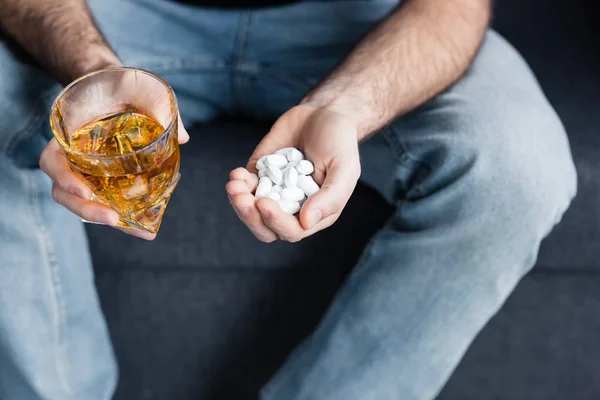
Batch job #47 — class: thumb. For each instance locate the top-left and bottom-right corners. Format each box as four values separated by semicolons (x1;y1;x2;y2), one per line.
299;159;360;230
177;111;190;144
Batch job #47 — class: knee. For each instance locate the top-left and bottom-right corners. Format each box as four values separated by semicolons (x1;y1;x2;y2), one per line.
425;30;579;232
467;100;577;235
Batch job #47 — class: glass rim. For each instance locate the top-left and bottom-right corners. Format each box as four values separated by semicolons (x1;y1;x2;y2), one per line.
50;66;178;160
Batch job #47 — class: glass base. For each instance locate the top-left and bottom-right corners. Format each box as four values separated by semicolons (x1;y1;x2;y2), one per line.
86;173;180;234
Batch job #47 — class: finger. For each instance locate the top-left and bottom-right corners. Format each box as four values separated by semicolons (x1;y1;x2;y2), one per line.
225;180;251;198
116;226;157;240
226;169;274;241
229;168;259;192
40;139;92;200
299;159;360;230
177;111;190;144
258;198;341;242
303;211;341;235
255;197;306;242
229;193;278;242
51;185;119;225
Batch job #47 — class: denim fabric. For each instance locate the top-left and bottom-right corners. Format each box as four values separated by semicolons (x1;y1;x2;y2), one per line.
0;0;576;399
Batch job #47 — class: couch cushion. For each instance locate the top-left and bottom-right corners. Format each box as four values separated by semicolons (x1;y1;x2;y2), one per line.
95;260;351;399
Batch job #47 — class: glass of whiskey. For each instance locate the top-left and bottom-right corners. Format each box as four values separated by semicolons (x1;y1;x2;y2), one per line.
50;67;181;234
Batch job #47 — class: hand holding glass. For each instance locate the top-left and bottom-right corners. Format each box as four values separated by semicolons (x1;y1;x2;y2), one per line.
50;68;180;234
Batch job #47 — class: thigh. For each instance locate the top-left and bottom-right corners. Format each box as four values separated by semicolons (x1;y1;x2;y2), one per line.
362;30;576;211
0;43;116;399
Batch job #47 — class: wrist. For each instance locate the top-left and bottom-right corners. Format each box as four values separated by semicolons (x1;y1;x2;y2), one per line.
60;46;122;84
300;94;371;141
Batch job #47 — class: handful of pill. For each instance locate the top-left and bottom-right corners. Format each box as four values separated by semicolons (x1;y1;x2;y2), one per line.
254;147;320;215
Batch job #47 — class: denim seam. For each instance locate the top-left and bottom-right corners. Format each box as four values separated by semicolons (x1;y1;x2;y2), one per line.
133;58;314;95
130;57;228;74
4;88;55;157
233;12;251;109
382;124;431;199
259;67;315;91
28;172;73;395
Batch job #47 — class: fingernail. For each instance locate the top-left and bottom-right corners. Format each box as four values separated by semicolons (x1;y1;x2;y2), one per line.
180;128;190;141
306;209;322;229
137;231;156;241
80;218;106;226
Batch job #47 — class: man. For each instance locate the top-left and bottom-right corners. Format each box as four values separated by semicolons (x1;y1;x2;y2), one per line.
0;0;576;399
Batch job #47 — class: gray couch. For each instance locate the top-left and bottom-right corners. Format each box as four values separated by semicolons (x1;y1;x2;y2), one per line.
88;0;600;398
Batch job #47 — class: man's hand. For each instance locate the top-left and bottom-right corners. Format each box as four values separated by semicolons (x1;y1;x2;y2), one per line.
40;112;190;240
226;105;361;243
0;0;191;239
226;0;489;243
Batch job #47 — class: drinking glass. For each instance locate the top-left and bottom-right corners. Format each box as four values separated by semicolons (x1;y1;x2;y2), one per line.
50;67;180;233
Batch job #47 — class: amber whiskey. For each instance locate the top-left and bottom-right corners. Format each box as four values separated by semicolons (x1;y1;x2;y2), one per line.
68;111;180;233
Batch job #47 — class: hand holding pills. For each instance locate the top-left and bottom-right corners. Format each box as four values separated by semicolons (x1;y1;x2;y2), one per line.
226;104;361;243
254;148;321;214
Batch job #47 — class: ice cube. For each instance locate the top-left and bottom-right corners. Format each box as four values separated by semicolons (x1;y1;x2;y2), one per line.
104;111;133;139
123;126;142;143
120;175;148;199
90;125;104;154
113;132;135;155
113;133;142;171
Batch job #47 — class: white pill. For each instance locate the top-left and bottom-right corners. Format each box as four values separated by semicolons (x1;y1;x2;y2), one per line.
256;156;268;171
299;175;319;197
265;154;288;168
283;167;299;188
281;187;305;202
275;147;295;156
255;177;273;198
272;185;283;193
296;160;314;175
278;199;301;215
286;161;299;168
267;164;283;185
267;192;281;201
259;176;273;186
258;169;267;179
287;148;304;162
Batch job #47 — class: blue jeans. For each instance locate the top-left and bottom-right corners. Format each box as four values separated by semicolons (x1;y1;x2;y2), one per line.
0;0;577;399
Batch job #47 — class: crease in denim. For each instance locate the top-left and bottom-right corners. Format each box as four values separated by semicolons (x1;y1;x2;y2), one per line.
28;172;73;395
4;89;55;157
258;67;316;91
131;56;228;73
232;12;251;110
